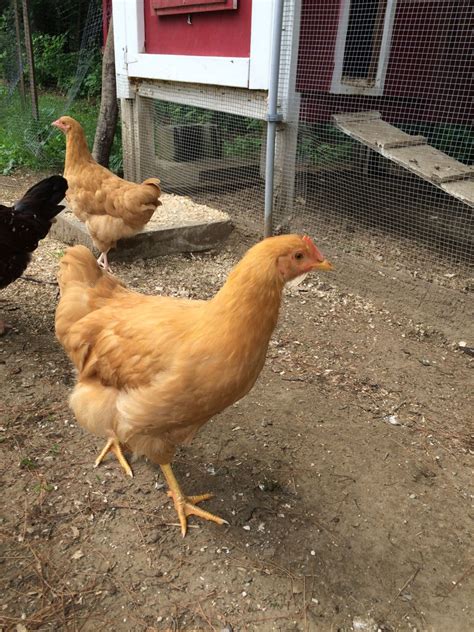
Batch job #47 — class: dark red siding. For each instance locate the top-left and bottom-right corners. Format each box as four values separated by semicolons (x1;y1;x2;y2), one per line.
144;0;252;57
296;0;473;124
384;1;472;98
296;0;342;93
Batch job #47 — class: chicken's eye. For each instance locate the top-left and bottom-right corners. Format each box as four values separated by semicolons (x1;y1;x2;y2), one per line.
294;252;304;261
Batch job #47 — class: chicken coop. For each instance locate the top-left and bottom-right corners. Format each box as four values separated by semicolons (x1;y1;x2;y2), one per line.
110;0;473;263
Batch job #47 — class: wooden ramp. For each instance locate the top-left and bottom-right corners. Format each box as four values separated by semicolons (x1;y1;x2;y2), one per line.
333;111;474;208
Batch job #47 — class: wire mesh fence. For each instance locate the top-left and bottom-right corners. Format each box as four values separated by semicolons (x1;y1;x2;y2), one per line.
125;0;472;270
1;0;472;273
132;96;266;226
276;0;473;266
0;0;104;173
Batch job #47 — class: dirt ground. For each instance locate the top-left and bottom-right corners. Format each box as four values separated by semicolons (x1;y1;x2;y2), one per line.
1;172;473;632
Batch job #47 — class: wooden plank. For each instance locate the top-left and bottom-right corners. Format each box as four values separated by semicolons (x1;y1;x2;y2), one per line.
441;180;474;209
120;98;138;182
333;111;381;123
388;145;474;184
333;110;474;208
136;80;268;120
334;116;425;150
382;136;427;149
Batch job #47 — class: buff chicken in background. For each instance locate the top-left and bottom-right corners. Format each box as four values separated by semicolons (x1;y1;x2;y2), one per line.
52;116;161;271
55;235;332;535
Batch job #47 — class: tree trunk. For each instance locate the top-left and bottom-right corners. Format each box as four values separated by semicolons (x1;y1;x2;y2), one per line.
92;18;118;168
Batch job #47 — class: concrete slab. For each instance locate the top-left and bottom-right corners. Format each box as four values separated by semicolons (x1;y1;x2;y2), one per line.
49;192;234;261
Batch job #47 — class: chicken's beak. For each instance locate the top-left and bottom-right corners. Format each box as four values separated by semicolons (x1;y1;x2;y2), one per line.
311;259;333;271
51;119;62;130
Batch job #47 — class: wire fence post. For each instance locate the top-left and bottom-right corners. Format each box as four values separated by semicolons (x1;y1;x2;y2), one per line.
13;0;26;105
21;0;38;121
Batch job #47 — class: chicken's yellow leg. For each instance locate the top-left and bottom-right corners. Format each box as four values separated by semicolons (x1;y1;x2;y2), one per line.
94;437;133;477
160;463;228;537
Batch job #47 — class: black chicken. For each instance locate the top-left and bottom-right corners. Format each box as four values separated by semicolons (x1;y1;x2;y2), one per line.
0;175;68;332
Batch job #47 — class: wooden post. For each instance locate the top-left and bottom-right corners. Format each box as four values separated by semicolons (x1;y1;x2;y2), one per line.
21;0;38;121
13;0;26;104
273;0;302;221
92;18;118;167
134;94;156;181
120;98;138;182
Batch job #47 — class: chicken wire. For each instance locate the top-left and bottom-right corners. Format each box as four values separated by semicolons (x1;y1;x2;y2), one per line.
128;0;472;269
1;0;472;270
130;96;267;229
0;0;104;170
276;0;473;265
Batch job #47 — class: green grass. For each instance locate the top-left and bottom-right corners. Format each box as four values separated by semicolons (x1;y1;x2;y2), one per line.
19;456;38;470
0;87;122;174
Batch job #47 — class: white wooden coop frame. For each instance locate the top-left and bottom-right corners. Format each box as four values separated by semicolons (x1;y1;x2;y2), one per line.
111;0;302;235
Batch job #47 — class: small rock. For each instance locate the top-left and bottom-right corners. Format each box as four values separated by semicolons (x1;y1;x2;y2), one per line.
352;616;378;631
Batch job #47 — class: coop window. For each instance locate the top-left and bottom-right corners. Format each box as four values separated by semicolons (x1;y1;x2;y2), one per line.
331;0;397;95
151;0;238;17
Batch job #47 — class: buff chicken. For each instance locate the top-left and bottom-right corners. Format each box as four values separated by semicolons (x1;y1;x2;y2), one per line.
55;235;332;535
52;116;161;271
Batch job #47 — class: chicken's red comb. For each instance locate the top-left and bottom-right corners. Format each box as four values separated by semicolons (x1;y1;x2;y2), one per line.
302;235;324;262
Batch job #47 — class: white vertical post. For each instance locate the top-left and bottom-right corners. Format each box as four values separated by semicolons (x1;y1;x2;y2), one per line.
274;0;302;223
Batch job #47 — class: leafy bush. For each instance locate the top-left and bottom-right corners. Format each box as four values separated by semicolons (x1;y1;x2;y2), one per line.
298;125;353;166
0;11;17;83
32;33;77;93
0;87;122;174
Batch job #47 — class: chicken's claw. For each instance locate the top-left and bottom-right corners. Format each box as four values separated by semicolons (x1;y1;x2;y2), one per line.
160;463;228;537
97;252;112;273
167;490;228;537
94;437;133;477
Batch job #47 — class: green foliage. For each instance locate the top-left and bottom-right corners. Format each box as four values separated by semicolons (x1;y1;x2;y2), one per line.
298;125;353;166
0;87;122;174
20;456;38;470
32;33;77;92
223;135;261;158
0;12;15;82
80;50;103;98
153;101;263;159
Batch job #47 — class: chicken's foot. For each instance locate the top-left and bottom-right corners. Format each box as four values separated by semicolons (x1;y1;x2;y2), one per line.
94;437;133;477
97;252;112;273
160;463;228;537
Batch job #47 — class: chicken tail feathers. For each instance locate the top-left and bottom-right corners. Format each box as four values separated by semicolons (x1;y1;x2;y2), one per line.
56;245;126;345
57;245;104;292
14;175;68;221
141;177;161;191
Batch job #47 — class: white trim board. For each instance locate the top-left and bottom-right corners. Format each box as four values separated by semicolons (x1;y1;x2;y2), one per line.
137;80;268;119
112;0;274;91
330;0;397;96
